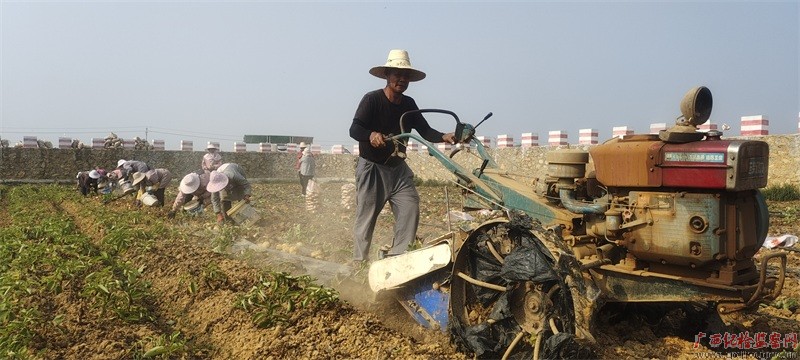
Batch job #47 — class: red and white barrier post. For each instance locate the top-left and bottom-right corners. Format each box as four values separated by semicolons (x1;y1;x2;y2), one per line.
578;129;597;145
496;134;514;148
151;139;165;150
740;115;769;136
649;123;667;134
612;126;633;138
548;131;568;146
521;132;539;148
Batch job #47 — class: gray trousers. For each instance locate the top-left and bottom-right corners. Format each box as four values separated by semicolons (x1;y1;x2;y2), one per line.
353;157;420;261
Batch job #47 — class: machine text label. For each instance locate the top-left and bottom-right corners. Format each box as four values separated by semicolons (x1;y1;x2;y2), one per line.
664;152;725;163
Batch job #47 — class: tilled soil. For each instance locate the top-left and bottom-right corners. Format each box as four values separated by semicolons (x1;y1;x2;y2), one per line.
47;182;463;360
230;182;800;359
18;182;800;359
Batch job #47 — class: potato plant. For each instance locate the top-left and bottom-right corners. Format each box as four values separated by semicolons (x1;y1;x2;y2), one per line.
0;185;164;357
0;184;342;358
236;272;339;328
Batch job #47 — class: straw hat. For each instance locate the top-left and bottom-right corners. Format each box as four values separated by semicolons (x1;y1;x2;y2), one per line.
131;172;147;186
117;159;127;168
179;173;201;194
299;142;307;148
206;142;219;151
369;49;426;82
88;170;101;179
217;163;231;173
206;170;229;193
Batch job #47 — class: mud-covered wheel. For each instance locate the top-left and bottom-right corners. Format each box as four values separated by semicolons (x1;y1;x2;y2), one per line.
448;218;592;359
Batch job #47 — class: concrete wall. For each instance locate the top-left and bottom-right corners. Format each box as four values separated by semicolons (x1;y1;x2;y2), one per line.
1;134;797;187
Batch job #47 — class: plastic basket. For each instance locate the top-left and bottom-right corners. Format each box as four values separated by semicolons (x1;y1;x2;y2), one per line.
226;201;260;226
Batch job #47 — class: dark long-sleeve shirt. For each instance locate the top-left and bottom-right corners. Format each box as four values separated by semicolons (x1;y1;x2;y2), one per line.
350;89;444;166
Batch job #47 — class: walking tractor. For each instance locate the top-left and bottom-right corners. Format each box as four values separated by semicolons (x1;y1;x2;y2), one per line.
366;86;787;359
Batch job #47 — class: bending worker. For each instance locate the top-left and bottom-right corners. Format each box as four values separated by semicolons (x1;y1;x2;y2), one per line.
132;168;173;207
207;163;252;224
117;159;150;180
168;171;211;219
76;169;102;196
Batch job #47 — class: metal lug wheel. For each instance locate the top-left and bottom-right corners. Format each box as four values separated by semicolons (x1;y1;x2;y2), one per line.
448;219;580;359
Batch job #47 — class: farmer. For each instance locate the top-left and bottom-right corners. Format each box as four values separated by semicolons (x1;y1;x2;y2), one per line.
93;167;112;194
167;171;211;218
202;142;223;173
76;169;102;196
132;168;173;206
348;49;455;267
299;146;315;196
116;159;150;181
92;167;107;178
207;163;252;224
295;142;308;195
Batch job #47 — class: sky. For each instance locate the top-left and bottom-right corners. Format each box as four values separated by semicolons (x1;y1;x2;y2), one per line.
1;1;798;151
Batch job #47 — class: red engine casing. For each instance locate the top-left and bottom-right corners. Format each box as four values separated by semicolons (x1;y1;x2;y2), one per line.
660;140;769;191
590;134;769;191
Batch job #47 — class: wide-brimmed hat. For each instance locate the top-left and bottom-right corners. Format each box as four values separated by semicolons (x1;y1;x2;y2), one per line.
179;173;201;194
217;163;232;173
206;170;229;193
206;142;218;150
299;142;307;148
132;172;146;186
117;159;127;168
88;170;101;179
369;49;426;82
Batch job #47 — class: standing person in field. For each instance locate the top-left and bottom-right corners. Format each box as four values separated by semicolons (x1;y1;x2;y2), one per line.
202;142;223;173
207;163;252;224
299;146;315;196
295;142;309;195
299;147;320;212
348;49;455;268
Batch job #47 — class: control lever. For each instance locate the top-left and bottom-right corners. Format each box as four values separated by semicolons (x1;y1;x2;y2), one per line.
454;112;493;143
474;112;493;129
